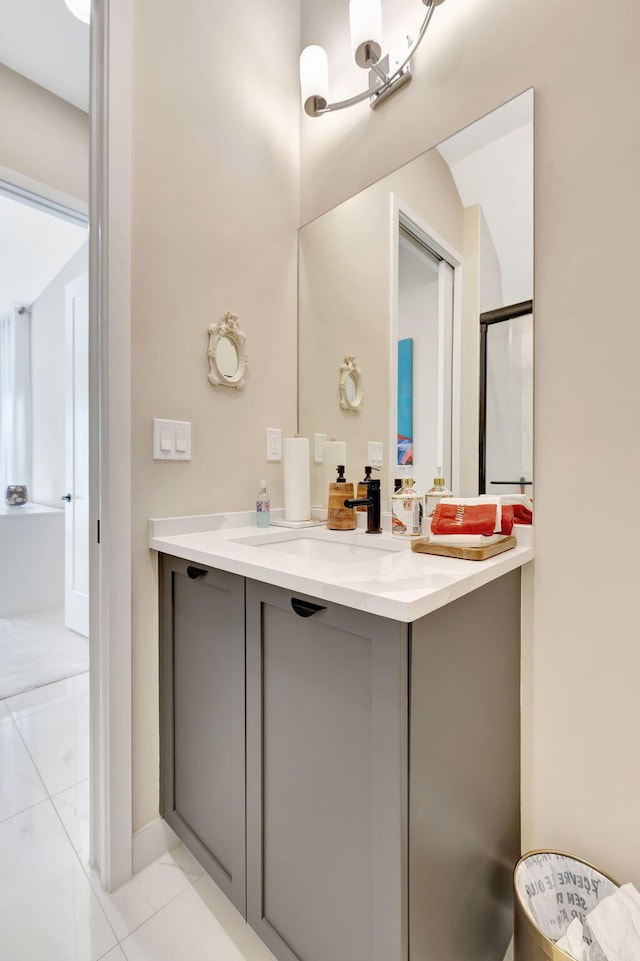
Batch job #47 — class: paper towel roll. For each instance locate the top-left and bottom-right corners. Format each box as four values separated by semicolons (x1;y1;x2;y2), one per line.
322;441;347;508
284;437;311;521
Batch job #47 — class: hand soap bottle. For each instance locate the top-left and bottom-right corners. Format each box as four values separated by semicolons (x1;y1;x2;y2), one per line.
392;477;424;538
356;466;374;511
256;479;270;528
425;469;453;518
327;465;356;531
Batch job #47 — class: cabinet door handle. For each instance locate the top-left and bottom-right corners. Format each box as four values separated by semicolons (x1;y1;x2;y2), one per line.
291;598;326;618
186;565;208;580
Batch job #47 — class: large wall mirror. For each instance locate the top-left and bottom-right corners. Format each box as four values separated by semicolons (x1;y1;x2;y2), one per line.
298;89;533;509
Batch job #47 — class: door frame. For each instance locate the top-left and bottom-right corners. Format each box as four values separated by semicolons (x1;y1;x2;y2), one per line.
389;195;464;496
478;299;533;495
89;0;133;891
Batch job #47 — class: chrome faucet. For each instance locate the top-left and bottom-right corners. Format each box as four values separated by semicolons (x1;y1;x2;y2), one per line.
344;478;382;534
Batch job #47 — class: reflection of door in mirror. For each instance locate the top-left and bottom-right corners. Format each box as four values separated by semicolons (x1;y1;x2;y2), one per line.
480;302;533;497
397;224;454;493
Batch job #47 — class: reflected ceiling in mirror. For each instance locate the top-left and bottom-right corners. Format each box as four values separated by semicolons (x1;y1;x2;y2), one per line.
298;90;533;509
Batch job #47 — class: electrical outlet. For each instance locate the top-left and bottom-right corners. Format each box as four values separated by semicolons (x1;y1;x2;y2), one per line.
313;433;327;464
367;441;383;468
266;428;283;462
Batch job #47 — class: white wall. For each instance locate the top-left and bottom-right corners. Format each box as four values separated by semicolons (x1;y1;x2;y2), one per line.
0;65;88;205
131;0;300;830
447;123;533;306
300;0;640;884
31;242;88;508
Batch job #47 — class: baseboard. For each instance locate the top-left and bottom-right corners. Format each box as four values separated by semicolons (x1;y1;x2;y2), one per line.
132;816;181;874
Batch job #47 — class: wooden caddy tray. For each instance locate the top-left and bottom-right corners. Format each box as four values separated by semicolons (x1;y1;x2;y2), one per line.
411;535;517;561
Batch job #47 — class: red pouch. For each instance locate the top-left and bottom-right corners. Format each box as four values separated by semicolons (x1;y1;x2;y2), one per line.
431;503;515;536
513;504;533;525
500;506;514;535
431;502;498;536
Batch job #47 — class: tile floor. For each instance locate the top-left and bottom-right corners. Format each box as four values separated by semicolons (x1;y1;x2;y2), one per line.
0;669;515;961
0;671;277;961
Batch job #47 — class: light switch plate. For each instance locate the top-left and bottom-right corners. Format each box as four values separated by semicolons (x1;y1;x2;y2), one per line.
367;441;383;468
313;433;327;464
153;419;192;461
266;428;282;462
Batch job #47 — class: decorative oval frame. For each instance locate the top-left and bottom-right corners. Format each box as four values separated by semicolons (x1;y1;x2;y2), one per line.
339;354;363;412
207;312;248;390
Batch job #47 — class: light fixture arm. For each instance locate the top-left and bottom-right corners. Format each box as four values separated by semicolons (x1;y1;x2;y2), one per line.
303;0;443;117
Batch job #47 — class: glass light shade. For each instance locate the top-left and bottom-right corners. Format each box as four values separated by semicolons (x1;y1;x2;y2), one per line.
300;45;329;111
64;0;90;24
349;0;382;63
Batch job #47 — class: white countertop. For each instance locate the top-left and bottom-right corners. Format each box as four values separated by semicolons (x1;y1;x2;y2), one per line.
150;509;534;623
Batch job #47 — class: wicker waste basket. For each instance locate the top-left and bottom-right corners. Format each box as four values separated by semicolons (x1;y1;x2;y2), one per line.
513;850;619;961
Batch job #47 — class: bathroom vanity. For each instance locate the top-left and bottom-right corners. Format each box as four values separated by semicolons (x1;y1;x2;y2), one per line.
151;513;533;961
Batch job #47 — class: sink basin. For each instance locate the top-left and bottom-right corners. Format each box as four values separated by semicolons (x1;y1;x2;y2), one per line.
231;530;403;565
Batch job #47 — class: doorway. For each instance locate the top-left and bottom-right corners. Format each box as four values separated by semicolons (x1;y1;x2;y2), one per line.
392;201;462;498
0;0;133;898
397;223;455;491
0;181;89;697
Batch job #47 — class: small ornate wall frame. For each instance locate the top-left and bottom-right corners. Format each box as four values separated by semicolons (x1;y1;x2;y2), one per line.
207;312;248;390
339;354;363;412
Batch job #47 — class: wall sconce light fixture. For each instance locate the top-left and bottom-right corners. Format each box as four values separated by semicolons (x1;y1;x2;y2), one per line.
64;0;90;24
300;0;446;117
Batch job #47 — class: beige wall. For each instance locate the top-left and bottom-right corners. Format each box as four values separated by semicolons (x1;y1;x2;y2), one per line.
0;65;88;204
131;0;300;830
301;0;640;883
299;149;464;506
31;243;89;508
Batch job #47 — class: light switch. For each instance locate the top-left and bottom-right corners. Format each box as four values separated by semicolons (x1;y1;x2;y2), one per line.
153;419;192;461
367;441;384;468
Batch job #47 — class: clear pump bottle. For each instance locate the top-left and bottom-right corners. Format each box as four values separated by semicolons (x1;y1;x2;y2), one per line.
391;477;424;538
425;468;453;518
256;479;270;528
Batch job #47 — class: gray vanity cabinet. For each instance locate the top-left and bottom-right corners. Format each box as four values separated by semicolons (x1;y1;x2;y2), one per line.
245;581;409;961
159;556;246;914
159;553;521;961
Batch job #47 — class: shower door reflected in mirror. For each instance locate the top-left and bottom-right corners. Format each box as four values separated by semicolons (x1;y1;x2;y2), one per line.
480;302;533;497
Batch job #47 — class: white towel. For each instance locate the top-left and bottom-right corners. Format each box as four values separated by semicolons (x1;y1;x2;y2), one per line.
427;532;506;548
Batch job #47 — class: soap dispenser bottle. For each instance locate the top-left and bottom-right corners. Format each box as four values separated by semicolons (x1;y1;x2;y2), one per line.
327;465;356;531
356;466;374;511
425;468;453;518
256;479;270;528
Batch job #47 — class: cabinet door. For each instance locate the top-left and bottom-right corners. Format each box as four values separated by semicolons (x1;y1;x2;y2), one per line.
160;556;246;914
246;581;408;961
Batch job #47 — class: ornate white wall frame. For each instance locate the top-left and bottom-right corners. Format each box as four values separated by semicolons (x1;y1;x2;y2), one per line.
207;312;248;390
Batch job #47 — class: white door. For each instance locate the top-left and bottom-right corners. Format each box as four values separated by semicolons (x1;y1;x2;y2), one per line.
64;272;89;637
